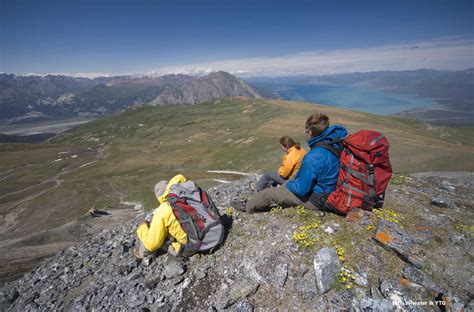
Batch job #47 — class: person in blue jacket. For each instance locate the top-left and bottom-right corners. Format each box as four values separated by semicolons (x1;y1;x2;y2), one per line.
232;112;347;215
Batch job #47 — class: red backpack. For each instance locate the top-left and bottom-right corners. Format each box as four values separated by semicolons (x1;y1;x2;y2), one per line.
325;130;393;214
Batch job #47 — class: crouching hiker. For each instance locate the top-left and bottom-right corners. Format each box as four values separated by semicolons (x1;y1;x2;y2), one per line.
232;113;347;215
256;136;306;192
134;174;224;259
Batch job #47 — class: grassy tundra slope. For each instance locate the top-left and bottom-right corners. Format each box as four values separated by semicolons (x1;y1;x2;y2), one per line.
0;97;473;281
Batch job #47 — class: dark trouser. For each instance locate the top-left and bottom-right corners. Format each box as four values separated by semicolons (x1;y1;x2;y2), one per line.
256;171;287;192
245;186;323;213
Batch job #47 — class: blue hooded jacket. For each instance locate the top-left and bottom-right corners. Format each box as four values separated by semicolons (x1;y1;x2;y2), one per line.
286;125;348;197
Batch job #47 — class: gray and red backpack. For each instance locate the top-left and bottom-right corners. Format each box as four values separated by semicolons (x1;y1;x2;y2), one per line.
167;181;224;256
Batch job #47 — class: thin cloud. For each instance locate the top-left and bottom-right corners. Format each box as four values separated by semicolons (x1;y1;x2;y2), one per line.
22;72;112;79
149;36;474;77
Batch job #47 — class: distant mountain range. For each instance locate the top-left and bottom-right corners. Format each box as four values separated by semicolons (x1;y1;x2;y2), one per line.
0;71;260;121
247;69;473;125
247;69;473;101
2;69;472;126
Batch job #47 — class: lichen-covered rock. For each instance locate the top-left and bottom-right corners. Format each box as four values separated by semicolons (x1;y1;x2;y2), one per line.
402;266;441;293
373;219;424;268
346;207;375;227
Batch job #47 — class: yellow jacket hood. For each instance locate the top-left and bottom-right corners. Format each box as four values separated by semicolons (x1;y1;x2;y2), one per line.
278;146;307;179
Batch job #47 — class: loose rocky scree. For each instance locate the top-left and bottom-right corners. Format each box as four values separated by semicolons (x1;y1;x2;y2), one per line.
0;172;472;311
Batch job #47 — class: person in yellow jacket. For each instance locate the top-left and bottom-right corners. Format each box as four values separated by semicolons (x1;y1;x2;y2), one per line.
134;174;188;258
256;136;307;192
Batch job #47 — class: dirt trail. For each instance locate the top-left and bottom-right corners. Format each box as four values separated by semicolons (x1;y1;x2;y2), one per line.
0;162;51;182
0;157;99;238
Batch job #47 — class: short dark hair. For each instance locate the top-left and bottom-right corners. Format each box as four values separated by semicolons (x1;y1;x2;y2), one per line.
305;113;329;137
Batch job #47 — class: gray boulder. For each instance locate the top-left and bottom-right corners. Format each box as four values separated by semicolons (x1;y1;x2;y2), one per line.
313;247;341;294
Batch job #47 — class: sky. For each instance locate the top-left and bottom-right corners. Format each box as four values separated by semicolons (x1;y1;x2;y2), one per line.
1;0;473;77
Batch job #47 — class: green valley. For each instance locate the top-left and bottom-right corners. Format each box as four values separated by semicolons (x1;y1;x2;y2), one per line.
1;97;473;281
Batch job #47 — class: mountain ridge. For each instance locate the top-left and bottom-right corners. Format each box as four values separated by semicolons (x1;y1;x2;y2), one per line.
0;71;260;120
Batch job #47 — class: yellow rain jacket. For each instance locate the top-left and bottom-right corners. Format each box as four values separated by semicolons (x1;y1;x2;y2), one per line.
136;174;188;253
278;146;307;179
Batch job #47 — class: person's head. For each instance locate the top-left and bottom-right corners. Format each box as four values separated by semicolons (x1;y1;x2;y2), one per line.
154;180;168;200
305;112;329;138
279;136;301;152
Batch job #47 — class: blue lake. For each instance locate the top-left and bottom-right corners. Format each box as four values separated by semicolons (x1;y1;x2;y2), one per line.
265;84;436;115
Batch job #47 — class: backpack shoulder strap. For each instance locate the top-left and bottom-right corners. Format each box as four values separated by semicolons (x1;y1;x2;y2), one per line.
314;139;342;158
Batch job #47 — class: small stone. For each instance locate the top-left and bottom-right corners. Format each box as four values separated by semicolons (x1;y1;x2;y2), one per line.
274;263;288;288
430;196;453;208
163;262;186;279
194;269;207;280
171;276;185;285
451;234;467;244
354;288;367;301
370;286;384;300
142;256;153;267
232;300;254;312
359;298;395;312
229;280;259;305
379;278;413;310
154;303;171;312
323;226;335;234
126;272;142;281
353;272;368;287
313;247;341;294
298;264;309;277
216;279;259;309
412;225;433;244
143;274;161;289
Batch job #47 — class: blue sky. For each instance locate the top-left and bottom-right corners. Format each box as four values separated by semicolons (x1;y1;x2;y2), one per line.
1;0;473;76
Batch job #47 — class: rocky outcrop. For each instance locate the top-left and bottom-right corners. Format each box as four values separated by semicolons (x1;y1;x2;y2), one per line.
150;71;261;105
0;173;472;311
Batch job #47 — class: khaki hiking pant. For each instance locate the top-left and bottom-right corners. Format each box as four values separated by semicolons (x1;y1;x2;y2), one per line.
245;186;321;213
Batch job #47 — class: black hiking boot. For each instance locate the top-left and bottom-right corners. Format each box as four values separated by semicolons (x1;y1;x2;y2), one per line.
230;199;247;212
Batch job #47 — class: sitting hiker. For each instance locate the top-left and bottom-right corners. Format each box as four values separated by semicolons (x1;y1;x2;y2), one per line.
256;136;306;192
134;174;224;258
232;112;347;215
